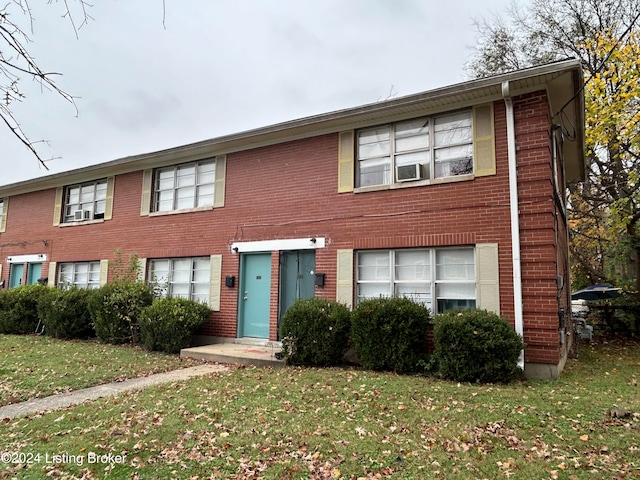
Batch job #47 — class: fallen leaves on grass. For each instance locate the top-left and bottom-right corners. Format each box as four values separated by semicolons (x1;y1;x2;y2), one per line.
1;340;639;478
0;335;189;407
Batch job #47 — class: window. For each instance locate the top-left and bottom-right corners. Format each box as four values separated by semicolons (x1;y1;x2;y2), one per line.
356;247;476;314
58;262;101;289
154;159;215;212
435;248;476;312
149;257;210;303
63;179;107;223
357;110;473;187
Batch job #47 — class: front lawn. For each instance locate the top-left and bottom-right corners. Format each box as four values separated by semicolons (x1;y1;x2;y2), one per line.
0;338;638;479
0;335;191;407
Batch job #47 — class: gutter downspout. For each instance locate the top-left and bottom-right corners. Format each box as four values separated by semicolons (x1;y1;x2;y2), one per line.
502;81;525;370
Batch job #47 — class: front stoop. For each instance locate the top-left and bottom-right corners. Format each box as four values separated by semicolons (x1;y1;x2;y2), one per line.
181;342;284;368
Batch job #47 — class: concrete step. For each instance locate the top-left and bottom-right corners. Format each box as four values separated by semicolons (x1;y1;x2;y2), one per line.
181;342;284;368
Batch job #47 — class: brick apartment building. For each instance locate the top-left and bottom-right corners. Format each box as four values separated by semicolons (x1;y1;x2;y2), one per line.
0;59;585;378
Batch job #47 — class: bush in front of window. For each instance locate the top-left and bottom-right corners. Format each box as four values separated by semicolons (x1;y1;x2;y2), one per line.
139;298;212;354
431;309;524;383
0;284;49;335
280;298;352;366
37;287;96;339
351;297;431;373
89;281;154;344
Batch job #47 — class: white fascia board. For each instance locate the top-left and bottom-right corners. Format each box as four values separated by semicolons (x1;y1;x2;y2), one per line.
231;237;325;253
6;254;48;263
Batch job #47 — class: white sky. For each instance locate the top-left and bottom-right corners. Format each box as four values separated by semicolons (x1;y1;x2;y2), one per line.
1;0;518;187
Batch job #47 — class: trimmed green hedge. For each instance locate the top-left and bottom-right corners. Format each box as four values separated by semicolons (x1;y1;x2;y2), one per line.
37;287;96;339
0;284;48;335
351;297;430;373
432;309;524;383
88;281;154;344
139;298;211;354
280;298;351;366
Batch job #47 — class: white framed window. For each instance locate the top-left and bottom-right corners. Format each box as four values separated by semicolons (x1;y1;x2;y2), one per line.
154;159;216;212
148;257;211;303
63;179;108;223
357;110;473;187
58;262;101;289
356;247;476;314
434;248;476;312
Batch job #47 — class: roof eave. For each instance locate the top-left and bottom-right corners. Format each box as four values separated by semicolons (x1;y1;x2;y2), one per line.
0;58;585;196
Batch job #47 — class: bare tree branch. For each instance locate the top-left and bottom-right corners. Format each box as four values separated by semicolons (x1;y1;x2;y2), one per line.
0;108;51;169
1;0;91;170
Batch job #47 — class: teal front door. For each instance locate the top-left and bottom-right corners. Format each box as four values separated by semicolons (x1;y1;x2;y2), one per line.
9;264;24;289
239;253;272;338
279;250;316;321
27;263;42;285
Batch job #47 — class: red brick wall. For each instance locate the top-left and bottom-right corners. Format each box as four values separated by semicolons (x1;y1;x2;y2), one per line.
0;90;570;367
513;91;566;365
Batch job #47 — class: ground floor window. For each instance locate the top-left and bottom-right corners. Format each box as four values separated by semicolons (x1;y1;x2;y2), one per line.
356;247;476;313
58;262;101;289
148;257;210;303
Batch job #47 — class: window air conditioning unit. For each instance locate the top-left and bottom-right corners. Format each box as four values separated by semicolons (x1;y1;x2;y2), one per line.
74;210;93;221
396;164;423;182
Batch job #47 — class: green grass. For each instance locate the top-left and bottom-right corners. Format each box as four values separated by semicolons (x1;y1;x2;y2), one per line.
0;335;192;407
0;338;638;479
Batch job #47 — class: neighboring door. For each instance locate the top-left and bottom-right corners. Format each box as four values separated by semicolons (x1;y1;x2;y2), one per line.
9;263;24;289
239;253;272;338
279;250;316;321
27;263;42;285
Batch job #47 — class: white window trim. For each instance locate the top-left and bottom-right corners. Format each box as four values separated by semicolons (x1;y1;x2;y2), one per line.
356;247;477;314
57;261;102;289
356;110;474;189
148;256;211;304
62;179;109;223
354;172;474;193
153;158;216;214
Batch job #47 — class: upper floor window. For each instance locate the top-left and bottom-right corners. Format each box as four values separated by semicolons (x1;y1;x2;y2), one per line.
356;247;476;314
357;110;473;187
58;261;101;289
63;179;107;222
154;159;215;212
148;257;211;304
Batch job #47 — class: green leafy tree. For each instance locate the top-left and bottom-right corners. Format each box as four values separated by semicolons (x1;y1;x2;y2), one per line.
467;0;640;296
580;31;640;292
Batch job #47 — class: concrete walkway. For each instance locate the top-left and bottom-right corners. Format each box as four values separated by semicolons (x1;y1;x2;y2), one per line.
0;363;228;421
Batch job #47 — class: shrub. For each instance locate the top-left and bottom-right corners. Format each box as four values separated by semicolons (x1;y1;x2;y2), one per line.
280;298;351;366
88;281;154;344
37;287;96;339
351;297;430;373
0;284;49;335
432;309;524;383
139;298;211;354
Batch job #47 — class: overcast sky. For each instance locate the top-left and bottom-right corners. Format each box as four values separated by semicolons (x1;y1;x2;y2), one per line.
1;0;518;187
